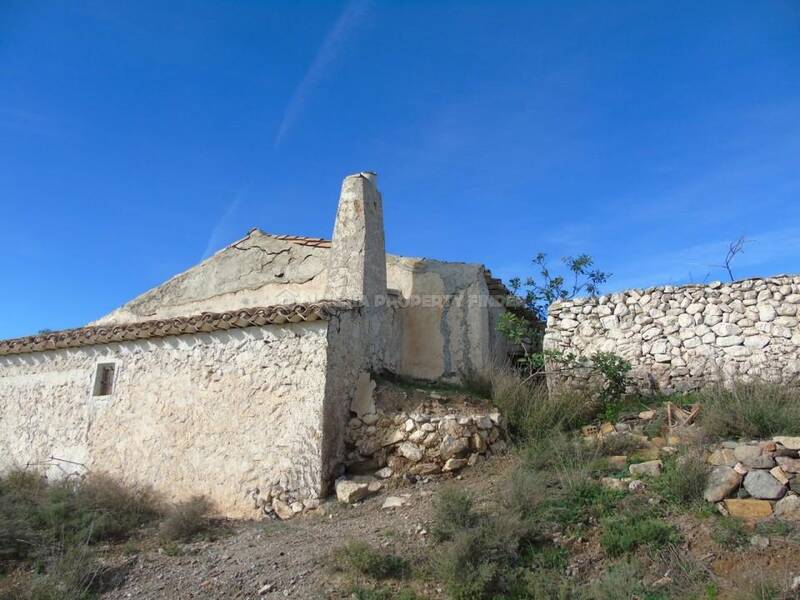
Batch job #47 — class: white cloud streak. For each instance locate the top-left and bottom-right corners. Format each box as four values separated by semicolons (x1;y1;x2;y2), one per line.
274;0;371;146
201;187;249;259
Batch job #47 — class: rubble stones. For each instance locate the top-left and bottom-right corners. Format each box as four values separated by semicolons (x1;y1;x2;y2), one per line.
708;448;736;466
723;498;773;520
743;470;786;500
381;496;408;509
774;494;800;520
629;460;662;478
346;404;505;480
704;467;743;502
774;436;800;450
335;480;373;504
398;442;424;462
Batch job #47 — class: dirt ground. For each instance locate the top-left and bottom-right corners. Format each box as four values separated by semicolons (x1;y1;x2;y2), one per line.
96;453;800;600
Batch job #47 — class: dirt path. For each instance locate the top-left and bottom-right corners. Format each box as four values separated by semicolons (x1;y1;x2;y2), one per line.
101;452;800;600
103;458;512;600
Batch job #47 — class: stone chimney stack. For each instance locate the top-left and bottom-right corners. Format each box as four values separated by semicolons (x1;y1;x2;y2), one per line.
325;172;387;304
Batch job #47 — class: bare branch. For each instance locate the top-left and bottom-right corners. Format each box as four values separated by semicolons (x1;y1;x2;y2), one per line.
712;236;748;282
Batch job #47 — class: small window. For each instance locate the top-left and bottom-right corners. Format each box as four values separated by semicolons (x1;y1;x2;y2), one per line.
93;364;116;397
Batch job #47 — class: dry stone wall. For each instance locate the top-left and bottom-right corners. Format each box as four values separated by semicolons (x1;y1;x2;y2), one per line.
544;275;800;391
345;408;506;477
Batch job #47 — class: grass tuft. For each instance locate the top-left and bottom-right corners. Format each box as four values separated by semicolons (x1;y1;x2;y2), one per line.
651;450;710;508
158;496;213;542
430;487;479;543
332;541;409;580
490;369;599;442
694;381;800;440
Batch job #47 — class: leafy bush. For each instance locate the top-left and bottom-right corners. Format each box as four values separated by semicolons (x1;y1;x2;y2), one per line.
158;496;212;542
332;541;409;580
434;512;538;600
694;381;800;440
585;560;649;600
24;543;104;600
508;252;611;322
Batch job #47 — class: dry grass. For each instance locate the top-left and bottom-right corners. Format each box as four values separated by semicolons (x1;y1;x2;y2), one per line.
490;367;598;442
0;471;163;599
694;380;800;440
158;495;213;542
331;541;409;580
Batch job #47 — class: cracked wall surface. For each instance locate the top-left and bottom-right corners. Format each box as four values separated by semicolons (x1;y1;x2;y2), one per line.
91;232;505;382
544;275;800;392
0;322;334;517
93;230;329;325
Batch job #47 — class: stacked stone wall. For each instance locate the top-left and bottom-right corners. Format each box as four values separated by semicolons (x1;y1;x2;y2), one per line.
544;275;800;391
346;410;506;477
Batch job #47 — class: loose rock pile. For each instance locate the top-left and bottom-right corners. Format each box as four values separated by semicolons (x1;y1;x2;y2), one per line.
704;436;800;521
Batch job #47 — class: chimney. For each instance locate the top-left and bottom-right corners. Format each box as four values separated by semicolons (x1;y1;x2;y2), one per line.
325;172;387;304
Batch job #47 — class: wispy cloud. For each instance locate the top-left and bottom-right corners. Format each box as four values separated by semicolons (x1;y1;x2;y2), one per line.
274;0;371;146
201;187;250;259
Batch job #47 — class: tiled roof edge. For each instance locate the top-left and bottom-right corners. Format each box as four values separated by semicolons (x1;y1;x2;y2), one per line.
0;300;360;357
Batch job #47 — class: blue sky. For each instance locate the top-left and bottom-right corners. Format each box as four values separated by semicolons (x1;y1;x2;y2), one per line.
1;1;799;338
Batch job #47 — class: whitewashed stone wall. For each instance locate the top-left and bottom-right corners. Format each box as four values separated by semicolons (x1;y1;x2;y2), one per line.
0;321;344;517
544;275;800;391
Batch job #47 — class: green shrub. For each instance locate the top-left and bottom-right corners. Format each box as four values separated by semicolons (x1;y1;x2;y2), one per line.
435;512;537;600
521;569;574;600
600;515;680;556
27;543;103;600
531;478;625;530
431;488;479;542
332;541;409;580
158;496;212;542
503;467;552;519
651;451;710;508
694;381;800;440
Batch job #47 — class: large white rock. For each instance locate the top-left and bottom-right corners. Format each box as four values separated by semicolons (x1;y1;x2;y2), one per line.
712;322;742;337
336;480;372;503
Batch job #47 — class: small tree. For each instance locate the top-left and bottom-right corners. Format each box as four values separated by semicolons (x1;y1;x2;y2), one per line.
509;253;611;322
498;253;630;407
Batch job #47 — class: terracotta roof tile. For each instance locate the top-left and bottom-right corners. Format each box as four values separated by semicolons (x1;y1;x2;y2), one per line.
0;300;359;357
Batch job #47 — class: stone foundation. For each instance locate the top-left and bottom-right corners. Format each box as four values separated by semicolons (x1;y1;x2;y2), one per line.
342;380;506;479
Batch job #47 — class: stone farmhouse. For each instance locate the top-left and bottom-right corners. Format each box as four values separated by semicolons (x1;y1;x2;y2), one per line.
0;172;513;516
